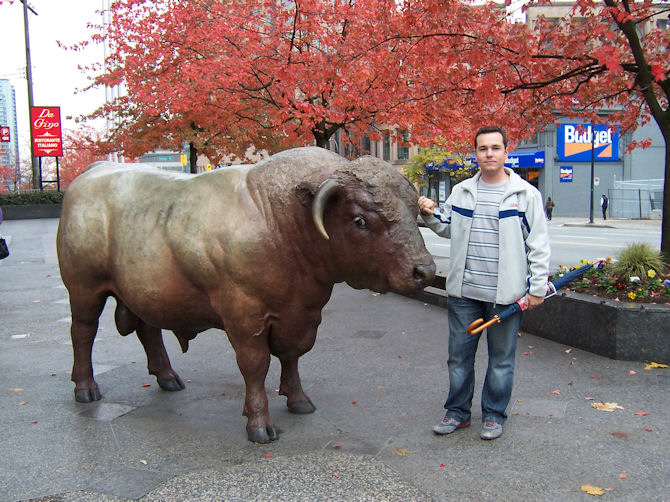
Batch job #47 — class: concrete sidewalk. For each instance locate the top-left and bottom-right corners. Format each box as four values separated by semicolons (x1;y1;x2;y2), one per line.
1;219;669;502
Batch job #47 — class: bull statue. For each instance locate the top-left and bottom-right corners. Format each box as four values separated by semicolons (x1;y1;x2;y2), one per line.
57;146;436;443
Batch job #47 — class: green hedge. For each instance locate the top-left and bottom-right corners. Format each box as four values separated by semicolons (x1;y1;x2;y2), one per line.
0;191;65;205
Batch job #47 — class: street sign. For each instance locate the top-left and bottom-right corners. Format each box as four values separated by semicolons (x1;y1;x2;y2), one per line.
0;126;9;143
31;106;63;157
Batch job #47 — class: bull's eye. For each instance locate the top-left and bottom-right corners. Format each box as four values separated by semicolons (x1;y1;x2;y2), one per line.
354;216;368;229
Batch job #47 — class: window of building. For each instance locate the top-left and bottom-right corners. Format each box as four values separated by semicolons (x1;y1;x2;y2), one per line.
383;134;391;161
397;131;410;160
362;136;371;155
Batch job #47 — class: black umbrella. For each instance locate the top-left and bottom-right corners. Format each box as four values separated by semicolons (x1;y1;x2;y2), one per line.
467;262;600;335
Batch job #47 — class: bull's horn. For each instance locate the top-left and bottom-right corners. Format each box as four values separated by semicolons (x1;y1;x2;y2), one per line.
312;178;338;240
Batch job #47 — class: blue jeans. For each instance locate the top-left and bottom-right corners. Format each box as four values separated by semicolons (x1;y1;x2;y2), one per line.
444;296;521;424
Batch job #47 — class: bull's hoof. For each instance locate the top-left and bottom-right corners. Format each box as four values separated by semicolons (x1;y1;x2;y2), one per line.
247;424;279;443
74;386;102;403
157;374;186;392
287;398;316;414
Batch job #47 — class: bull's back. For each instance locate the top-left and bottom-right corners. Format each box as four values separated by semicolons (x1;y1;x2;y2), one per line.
57;163;190;290
56;162;257;329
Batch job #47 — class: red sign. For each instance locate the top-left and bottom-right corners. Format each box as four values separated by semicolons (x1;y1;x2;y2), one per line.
0;126;9;143
31;106;63;157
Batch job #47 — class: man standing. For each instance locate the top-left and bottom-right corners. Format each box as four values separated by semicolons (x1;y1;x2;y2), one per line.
419;126;550;440
600;194;608;220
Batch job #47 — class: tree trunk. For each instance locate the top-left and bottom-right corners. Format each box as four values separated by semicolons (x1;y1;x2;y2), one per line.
189;143;197;174
661;125;670;264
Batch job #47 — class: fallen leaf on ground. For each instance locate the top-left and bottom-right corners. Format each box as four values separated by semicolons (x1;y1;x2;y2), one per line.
393;448;412;456
565;348;572;354
619;474;627;479
440;463;446;468
8;388;24;393
141;383;151;387
584;396;595;400
592;375;602;379
644;362;668;370
611;432;628;438
645;428;653;432
592;402;624;412
264;453;273;458
581;484;605;496
629;370;636;375
139;459;147;465
633;411;648;416
332;472;339;478
552;389;561;395
18;401;27;406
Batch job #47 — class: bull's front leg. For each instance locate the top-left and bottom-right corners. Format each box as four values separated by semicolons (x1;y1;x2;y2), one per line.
136;322;185;392
235;342;277;443
279;358;316;414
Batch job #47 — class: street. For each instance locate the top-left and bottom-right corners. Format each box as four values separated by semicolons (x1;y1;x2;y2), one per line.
420;217;662;272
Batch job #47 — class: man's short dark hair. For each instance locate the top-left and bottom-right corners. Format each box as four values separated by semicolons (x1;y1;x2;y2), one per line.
474;126;507;149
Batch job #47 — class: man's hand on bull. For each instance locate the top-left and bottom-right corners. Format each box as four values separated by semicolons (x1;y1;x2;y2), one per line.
418;196;435;216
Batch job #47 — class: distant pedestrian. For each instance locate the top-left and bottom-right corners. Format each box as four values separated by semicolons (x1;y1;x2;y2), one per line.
600;194;608;220
545;197;555;220
419;125;550;441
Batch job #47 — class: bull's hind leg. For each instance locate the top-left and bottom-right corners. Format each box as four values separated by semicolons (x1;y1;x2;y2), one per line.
279;358;316;414
135;321;185;392
69;291;107;402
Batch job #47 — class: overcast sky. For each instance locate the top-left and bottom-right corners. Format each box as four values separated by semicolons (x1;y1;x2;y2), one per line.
0;0;104;155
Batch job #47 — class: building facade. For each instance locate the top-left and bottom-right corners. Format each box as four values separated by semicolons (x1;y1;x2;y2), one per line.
0;79;21;191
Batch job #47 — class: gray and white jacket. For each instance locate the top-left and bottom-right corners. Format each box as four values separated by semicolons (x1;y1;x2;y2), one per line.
421;168;551;305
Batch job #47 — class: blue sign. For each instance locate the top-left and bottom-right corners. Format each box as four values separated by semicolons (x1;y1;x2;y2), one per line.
426;150;545;171
505;150;545;169
560;166;573;183
557;123;619;162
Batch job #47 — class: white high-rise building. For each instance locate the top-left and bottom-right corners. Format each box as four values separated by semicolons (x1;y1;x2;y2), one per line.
0;79;21;190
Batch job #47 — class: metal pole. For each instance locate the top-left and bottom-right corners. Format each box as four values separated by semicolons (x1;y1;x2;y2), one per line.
56;156;61;192
589;123;595;224
21;0;40;189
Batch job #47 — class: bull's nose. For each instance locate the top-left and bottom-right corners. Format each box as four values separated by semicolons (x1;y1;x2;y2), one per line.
414;262;436;286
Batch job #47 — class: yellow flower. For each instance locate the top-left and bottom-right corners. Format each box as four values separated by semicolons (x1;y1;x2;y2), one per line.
647;269;657;278
606;256;612;262
628;292;637;300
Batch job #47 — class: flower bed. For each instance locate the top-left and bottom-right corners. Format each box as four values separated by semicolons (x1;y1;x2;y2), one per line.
553;260;670;305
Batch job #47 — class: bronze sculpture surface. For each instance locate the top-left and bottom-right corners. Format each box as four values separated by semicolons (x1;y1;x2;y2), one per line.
56;146;436;442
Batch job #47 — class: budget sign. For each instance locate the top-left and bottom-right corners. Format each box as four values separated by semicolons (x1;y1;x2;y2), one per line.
31;106;63;157
557;123;619;162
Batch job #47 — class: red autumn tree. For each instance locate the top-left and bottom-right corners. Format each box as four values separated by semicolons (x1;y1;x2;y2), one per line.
59;127;108;189
83;0;519;163
85;0;668;257
385;0;668;258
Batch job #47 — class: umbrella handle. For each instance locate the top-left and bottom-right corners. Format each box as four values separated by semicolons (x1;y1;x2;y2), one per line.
467;315;501;335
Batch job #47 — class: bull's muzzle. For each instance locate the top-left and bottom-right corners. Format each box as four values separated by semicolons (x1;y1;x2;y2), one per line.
414;262;436;287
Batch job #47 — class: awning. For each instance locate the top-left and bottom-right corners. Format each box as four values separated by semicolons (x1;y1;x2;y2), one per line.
505;150;545;169
424;150;545;171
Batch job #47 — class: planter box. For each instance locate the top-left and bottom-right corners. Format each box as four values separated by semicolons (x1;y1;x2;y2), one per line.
521;291;670;364
1;204;62;220
404;284;670;364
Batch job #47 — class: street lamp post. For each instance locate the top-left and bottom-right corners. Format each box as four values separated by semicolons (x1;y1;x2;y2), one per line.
21;0;40;189
589;122;595;224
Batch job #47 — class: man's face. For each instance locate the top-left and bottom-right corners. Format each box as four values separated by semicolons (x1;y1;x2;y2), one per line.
474;132;508;177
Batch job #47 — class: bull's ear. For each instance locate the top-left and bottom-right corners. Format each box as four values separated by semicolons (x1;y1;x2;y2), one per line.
295;181;319;206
